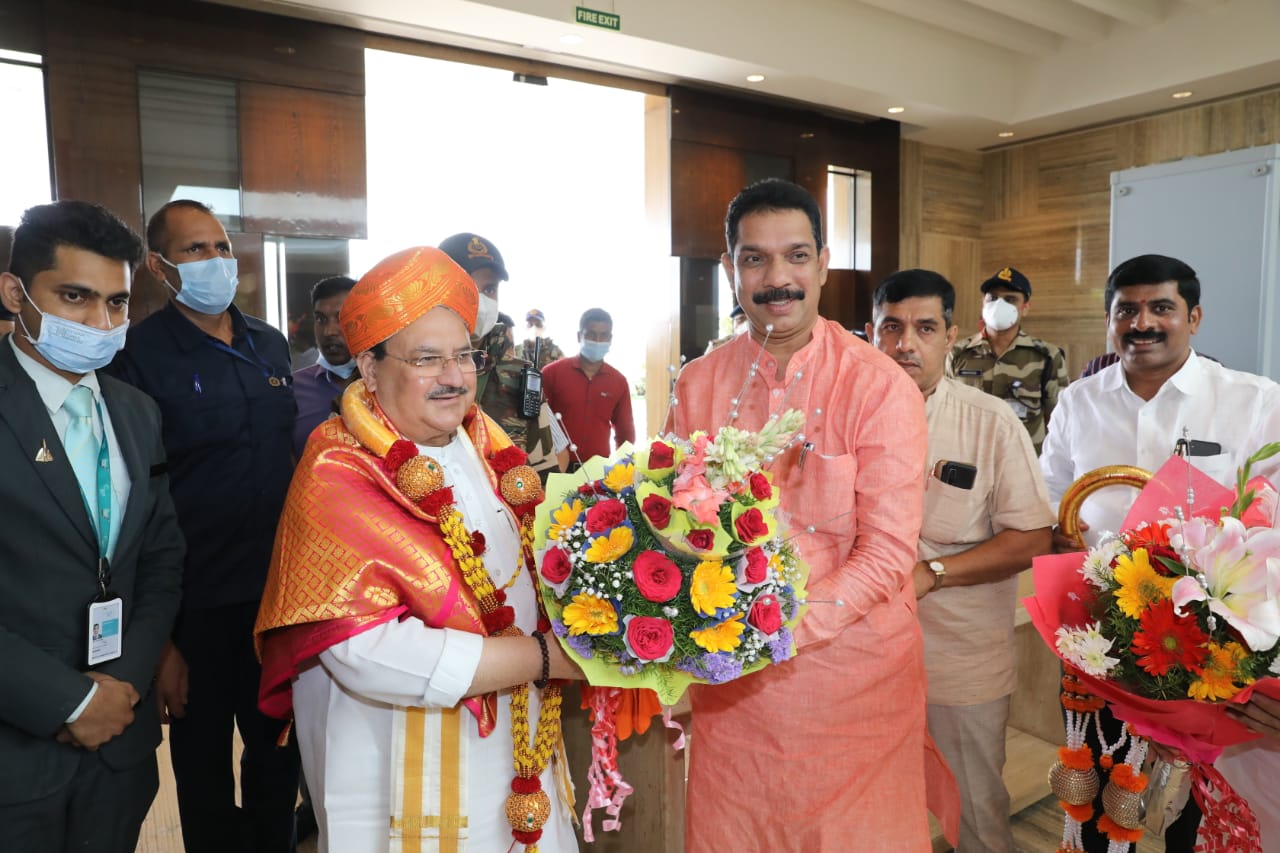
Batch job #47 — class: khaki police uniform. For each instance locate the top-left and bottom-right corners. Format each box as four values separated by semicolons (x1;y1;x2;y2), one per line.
950;329;1069;454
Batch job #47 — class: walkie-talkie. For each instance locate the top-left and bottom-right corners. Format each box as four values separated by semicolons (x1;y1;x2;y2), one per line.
520;337;543;418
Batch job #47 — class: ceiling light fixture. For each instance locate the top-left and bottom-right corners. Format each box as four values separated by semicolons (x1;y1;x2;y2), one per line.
559;34;584;45
887;106;905;114
998;131;1015;138
746;74;766;83
1172;90;1193;99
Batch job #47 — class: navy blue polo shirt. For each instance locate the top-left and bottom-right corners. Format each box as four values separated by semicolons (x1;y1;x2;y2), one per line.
105;302;296;609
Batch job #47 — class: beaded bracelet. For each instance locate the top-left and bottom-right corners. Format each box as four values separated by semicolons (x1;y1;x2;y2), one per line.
531;630;550;689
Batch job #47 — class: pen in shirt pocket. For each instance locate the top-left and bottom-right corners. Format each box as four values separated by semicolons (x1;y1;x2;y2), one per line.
192;373;203;395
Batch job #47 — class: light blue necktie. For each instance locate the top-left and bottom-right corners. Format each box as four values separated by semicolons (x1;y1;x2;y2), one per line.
63;385;113;556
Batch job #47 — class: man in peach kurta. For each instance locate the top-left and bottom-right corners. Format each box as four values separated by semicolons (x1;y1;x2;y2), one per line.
668;179;952;851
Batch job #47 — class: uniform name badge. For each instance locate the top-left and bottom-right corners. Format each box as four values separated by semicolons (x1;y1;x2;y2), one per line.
87;597;123;666
1005;398;1029;419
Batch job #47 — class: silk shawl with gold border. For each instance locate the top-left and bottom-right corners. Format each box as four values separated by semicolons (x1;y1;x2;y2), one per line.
255;406;515;734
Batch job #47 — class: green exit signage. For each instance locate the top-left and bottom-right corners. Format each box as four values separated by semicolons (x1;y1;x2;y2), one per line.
575;6;620;31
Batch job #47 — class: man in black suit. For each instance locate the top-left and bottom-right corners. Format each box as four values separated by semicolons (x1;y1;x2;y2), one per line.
0;200;184;852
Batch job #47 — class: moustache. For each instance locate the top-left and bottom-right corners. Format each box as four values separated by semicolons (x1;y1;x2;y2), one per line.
1124;332;1166;345
428;385;469;399
753;287;805;305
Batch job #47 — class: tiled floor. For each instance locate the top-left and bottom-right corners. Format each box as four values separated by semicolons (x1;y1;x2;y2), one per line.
138;726;1163;853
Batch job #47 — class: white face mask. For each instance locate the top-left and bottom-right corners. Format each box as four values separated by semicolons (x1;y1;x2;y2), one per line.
474;294;500;338
982;298;1020;332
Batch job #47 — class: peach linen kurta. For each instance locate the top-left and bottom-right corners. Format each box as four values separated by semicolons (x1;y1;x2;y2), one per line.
668;318;936;851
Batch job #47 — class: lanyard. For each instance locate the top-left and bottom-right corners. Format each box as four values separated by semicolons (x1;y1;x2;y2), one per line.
206;333;276;378
86;399;113;598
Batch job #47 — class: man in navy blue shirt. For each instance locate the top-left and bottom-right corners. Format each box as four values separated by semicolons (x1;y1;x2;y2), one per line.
105;200;299;853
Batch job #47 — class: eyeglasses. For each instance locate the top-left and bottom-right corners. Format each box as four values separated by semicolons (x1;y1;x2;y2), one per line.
385;349;491;376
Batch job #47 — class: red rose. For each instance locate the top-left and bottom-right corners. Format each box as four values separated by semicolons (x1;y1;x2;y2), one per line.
470;531;486;555
686;529;715;552
734;507;769;544
641;494;673;529
748;594;783;636
648;441;675;469
633;551;682;602
625;616;675;662
743;547;767;584
585;499;628;534
748;472;773;501
541;547;572;585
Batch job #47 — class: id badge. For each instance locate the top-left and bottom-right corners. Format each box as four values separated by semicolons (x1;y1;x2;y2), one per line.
88;597;123;666
1005;398;1029;419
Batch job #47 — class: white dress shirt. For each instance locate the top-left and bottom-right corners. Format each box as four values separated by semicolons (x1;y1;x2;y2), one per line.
1040;351;1280;546
1040;350;1280;846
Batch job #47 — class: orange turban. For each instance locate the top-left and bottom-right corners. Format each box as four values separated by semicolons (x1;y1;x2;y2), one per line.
340;247;479;354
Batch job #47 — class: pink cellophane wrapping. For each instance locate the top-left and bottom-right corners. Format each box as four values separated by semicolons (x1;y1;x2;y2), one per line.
1023;455;1280;765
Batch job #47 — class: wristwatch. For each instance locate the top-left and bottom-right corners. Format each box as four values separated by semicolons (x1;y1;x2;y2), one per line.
927;560;946;592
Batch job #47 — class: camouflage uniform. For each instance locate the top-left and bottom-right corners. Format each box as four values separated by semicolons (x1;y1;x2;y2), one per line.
520;336;565;371
475;313;561;478
950;329;1069;453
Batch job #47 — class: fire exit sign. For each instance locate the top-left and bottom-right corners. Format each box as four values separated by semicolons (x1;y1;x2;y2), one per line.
575;6;620;31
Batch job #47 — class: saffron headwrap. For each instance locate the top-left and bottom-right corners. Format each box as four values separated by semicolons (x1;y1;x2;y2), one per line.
341;246;480;355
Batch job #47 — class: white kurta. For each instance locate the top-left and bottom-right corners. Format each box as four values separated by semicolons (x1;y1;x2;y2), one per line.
291;428;578;853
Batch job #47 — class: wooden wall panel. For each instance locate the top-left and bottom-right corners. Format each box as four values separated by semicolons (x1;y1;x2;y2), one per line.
920;233;982;332
968;85;1280;377
240;83;368;239
670;140;748;259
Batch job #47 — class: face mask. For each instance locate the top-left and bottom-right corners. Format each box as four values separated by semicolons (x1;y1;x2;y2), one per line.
159;255;239;315
17;280;129;373
316;353;357;379
580;340;611;362
982;298;1020;332
474;294;499;338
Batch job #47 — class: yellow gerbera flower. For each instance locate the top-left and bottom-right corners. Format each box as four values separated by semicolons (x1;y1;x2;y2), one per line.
690;559;737;616
1112;548;1176;618
691;613;746;653
550;499;584;541
585;525;635;563
1187;641;1251;701
563;593;619;635
603;462;636;494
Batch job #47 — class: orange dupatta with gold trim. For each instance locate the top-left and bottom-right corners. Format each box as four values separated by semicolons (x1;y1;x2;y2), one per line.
255;406;514;735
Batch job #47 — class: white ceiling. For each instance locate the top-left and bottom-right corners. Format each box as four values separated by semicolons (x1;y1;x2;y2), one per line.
217;0;1280;149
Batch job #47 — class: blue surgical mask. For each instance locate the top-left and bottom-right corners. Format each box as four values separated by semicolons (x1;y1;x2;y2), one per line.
17;280;129;374
159;255;239;315
580;340;611;362
316;353;357;379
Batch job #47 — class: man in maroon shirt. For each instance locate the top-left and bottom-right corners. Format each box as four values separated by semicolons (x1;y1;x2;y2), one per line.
541;307;635;467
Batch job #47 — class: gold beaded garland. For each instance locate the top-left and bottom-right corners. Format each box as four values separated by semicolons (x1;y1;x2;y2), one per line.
396;455;445;501
504;789;551;834
500;464;544;506
1049;761;1100;806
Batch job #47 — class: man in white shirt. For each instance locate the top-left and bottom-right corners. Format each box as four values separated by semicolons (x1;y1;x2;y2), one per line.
1041;253;1280;852
869;269;1053;852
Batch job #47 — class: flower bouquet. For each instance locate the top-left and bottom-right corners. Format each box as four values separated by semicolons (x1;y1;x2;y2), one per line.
1025;449;1280;853
533;410;811;836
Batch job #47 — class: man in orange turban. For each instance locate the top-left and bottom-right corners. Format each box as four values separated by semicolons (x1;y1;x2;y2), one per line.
255;246;584;853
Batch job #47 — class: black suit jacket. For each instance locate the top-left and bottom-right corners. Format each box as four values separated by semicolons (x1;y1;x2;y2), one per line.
0;336;185;806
